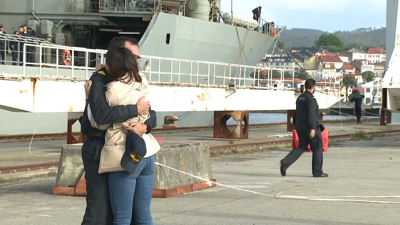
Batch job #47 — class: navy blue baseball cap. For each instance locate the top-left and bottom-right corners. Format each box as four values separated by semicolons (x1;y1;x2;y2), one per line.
120;131;147;174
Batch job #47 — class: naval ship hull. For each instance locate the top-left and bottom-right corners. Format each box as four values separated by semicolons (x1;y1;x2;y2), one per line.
139;12;278;66
0;1;281;136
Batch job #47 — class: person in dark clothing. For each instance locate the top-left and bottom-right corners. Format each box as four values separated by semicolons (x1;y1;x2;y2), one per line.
27;28;36;64
9;31;19;65
252;5;262;23
80;36;156;225
20;25;32;64
292;85;305;126
0;24;8;65
280;79;328;178
209;1;220;22
349;90;365;124
18;26;24;65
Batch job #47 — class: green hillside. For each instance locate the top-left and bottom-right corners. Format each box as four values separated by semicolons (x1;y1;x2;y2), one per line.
279;27;386;50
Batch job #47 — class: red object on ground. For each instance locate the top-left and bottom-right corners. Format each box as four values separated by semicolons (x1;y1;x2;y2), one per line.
292;130;329;152
156;138;164;141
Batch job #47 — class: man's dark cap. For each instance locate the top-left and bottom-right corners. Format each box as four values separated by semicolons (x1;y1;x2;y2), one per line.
120;131;147;174
0;24;3;28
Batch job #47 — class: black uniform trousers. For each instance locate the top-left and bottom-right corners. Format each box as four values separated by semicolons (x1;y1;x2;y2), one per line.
282;123;323;175
81;137;113;225
355;107;362;119
0;49;5;64
11;51;18;65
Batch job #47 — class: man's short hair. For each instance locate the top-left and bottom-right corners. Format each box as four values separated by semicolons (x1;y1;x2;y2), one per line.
107;37;138;51
304;79;316;90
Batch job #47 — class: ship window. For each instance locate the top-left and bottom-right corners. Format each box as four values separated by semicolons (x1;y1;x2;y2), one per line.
166;33;170;44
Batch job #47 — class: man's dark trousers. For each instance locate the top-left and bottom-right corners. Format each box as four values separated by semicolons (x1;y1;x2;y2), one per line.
282;123;323;175
355;107;362;119
81;138;113;225
0;50;5;64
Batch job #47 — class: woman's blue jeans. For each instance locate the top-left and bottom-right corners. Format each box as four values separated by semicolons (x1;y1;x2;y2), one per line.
108;155;155;225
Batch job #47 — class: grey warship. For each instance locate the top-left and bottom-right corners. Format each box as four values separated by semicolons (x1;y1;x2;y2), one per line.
0;0;283;135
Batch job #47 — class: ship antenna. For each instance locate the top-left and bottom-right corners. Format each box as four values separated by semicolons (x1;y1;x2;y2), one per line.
231;0;233;19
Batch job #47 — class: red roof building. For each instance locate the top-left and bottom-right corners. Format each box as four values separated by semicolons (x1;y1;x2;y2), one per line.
367;48;384;54
343;63;355;71
320;54;343;63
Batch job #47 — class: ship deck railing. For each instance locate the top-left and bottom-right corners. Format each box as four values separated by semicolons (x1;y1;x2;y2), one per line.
0;42;343;96
62;0;173;14
0;33;53;66
61;0;285;35
0;33;51;45
217;11;284;36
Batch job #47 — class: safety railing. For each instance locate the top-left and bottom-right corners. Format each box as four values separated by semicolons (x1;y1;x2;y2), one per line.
0;43;343;96
0;43;297;91
139;55;297;89
62;0;94;13
61;0;157;13
0;34;52;66
20;43;106;79
99;0;157;13
314;70;344;98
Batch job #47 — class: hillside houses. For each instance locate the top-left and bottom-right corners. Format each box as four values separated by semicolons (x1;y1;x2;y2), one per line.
261;47;386;105
263;46;386;81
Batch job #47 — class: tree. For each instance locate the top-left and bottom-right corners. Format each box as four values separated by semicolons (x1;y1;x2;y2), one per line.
296;68;310;80
284;71;293;78
342;75;357;101
362;71;375;83
315;34;345;52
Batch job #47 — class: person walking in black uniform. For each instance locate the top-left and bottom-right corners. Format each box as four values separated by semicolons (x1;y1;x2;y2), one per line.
80;36;157;225
280;79;328;178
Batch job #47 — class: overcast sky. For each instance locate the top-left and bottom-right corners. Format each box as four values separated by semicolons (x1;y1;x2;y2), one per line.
220;0;386;32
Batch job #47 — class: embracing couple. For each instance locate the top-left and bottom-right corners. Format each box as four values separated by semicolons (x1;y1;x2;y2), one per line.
80;36;159;225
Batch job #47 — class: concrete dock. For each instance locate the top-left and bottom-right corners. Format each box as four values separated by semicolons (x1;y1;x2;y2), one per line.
0;120;396;166
0;132;400;224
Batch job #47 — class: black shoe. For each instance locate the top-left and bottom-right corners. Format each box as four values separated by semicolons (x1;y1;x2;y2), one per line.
280;160;287;177
313;173;328;178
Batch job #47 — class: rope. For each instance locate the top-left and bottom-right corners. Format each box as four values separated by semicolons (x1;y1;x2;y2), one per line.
233;24;250;65
155;162;400;204
27;113;60;157
276;39;313;80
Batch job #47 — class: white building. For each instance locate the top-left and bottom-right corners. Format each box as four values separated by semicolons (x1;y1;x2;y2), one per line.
346;48;366;61
361;81;382;106
352;60;375;74
366;48;386;64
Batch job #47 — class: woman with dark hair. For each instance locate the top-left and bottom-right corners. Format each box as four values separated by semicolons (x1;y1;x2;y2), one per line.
88;46;160;225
